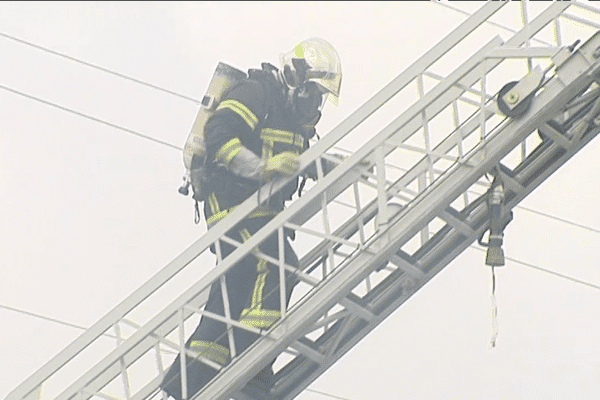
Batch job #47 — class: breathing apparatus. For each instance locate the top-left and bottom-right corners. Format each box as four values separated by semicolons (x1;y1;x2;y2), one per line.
282;58;325;127
179;62;248;201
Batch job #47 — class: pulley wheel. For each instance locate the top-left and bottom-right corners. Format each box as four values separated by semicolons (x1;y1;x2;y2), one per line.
497;81;534;118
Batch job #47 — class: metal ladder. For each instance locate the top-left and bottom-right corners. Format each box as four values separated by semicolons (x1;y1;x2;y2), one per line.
7;2;600;399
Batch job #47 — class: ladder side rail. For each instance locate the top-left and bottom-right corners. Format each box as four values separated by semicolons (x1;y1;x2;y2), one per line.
287;35;503;230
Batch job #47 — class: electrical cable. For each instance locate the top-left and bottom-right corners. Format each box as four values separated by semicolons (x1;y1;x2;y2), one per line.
0;83;183;151
0;31;200;105
517;205;600;235
505;254;600;291
0;304;354;399
3;78;600;307
303;388;354;400
0;303;117;339
2;44;599;301
470;246;600;291
0;303;180;356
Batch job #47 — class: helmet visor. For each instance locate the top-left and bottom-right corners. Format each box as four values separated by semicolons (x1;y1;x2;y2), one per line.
280;37;342;104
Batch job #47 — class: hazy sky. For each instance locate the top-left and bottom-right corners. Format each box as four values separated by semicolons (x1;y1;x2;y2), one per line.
1;2;600;400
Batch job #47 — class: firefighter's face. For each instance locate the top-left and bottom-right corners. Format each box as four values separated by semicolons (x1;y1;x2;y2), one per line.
291;81;324;125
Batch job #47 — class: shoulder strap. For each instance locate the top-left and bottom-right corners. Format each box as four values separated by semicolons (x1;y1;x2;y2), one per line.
249;63;286;118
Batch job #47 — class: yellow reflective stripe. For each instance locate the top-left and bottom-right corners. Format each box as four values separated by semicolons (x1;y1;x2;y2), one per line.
261;128;304;147
208;192;220;214
239;308;282;329
190;340;230;355
241;308;281;317
240;228;252;242
241;228;268;309
217;100;259;130
257;257;268;272
251;266;268;309
190;340;230;365
207;207;280;225
216;138;243;165
207;209;228;225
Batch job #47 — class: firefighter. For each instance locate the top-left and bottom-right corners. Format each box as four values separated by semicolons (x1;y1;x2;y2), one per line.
161;37;342;400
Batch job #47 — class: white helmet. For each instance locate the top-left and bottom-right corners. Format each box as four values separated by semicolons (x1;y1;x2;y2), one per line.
279;37;342;106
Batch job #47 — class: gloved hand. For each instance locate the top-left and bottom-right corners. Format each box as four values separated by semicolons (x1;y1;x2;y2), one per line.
261;151;300;180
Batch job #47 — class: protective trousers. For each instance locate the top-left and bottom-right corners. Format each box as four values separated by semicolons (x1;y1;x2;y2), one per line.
160;223;299;400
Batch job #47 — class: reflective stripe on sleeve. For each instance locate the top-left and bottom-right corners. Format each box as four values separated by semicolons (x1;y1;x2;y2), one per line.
217;99;259;130
215;137;243;165
260;129;304;148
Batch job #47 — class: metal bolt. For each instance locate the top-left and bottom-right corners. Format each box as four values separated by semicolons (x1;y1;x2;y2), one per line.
506;91;519;104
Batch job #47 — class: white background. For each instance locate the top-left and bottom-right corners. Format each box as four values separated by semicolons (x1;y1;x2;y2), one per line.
1;2;600;399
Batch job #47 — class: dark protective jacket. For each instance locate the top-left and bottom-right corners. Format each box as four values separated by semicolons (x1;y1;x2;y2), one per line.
202;65;314;228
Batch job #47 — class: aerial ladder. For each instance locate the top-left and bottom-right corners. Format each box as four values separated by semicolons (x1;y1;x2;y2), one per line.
7;1;600;399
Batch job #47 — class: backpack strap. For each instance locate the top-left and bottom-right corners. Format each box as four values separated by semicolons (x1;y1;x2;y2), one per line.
248;63;284;121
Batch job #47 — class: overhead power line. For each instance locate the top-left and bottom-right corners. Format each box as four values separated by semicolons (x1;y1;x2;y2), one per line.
470;246;600;291
0;303;117;339
304;388;354;400
517;206;600;235
505;254;600;291
0;83;183;151
1;10;599;297
0;31;200;104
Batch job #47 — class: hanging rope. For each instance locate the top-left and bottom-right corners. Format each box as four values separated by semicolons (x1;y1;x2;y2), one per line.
489;266;498;348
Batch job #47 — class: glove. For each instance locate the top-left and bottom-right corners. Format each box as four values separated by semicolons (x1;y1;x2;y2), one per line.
261;151;300;180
